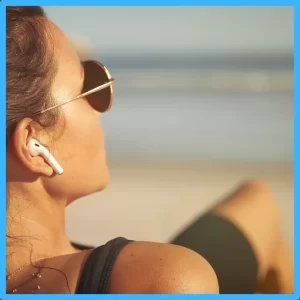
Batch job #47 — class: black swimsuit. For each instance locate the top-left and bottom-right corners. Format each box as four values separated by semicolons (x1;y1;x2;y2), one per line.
74;213;258;294
75;237;132;294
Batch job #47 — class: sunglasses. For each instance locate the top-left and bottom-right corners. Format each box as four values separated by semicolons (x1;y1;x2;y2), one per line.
34;60;114;116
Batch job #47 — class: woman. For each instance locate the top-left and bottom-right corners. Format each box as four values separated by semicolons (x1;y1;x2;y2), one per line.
6;6;293;294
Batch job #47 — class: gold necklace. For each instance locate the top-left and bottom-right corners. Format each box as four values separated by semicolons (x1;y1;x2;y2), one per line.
7;249;87;293
6;257;51;294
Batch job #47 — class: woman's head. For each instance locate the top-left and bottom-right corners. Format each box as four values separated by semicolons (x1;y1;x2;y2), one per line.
6;6;111;204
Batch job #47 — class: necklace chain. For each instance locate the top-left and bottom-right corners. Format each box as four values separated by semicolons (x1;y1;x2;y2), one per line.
7;248;85;293
6;256;51;281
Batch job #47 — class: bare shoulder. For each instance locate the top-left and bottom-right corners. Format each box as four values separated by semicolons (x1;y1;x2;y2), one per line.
108;241;219;294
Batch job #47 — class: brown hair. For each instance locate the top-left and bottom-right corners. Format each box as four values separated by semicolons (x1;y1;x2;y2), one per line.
6;10;71;292
6;6;59;144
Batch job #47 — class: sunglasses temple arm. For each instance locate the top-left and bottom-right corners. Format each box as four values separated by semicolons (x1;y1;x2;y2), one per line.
73;79;115;101
36;79;115;115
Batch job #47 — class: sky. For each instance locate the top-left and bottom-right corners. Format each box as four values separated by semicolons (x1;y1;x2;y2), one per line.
44;6;293;56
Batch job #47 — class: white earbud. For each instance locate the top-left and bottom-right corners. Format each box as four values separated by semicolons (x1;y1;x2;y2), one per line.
27;139;63;175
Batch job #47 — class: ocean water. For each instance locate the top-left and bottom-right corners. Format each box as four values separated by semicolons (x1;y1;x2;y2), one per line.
101;88;293;165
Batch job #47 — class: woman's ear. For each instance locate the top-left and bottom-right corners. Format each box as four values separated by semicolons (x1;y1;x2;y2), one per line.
9;118;54;177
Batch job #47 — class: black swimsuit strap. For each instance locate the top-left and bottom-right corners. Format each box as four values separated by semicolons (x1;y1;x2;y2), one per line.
76;237;133;294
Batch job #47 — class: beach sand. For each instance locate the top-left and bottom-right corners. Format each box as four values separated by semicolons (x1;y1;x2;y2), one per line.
66;160;294;260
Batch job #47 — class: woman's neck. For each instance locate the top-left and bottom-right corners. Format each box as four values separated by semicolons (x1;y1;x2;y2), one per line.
6;181;77;276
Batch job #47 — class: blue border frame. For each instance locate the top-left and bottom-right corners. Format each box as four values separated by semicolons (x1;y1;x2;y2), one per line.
1;1;298;299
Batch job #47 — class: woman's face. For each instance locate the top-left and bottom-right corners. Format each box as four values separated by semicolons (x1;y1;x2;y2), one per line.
41;20;110;202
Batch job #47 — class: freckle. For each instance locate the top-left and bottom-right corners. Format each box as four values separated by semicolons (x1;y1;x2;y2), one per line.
130;253;134;257
160;258;163;261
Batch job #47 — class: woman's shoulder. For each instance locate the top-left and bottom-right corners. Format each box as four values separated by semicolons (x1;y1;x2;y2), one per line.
80;238;219;294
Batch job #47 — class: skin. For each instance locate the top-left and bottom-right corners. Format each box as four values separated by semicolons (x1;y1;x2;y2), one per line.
6;18;219;294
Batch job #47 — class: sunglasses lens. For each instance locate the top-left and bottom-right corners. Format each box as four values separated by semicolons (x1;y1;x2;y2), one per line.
82;60;112;112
